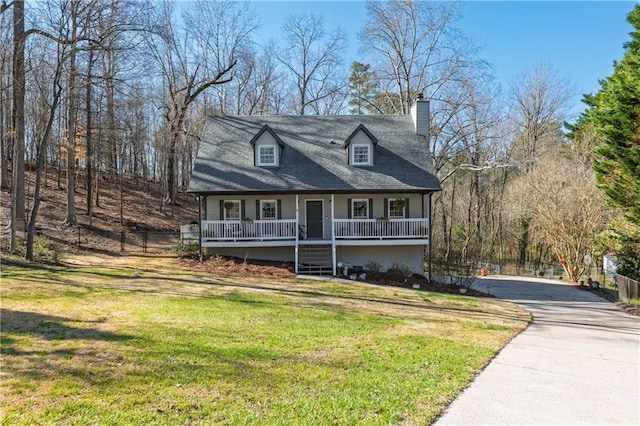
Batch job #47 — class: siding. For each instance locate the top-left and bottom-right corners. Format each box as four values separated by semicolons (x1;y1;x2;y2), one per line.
206;194;426;222
337;245;425;275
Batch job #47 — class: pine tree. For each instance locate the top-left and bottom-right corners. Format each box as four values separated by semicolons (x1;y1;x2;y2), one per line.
586;4;640;226
580;4;640;279
347;62;376;114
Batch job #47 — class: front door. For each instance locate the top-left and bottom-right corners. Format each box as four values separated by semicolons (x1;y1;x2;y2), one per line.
306;200;323;239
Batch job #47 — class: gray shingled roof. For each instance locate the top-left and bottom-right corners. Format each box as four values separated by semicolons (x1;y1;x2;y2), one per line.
188;114;442;195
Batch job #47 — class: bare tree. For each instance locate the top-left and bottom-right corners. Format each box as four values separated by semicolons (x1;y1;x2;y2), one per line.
147;0;255;206
508;150;613;282
360;0;474;114
508;62;575;266
211;45;283;116
274;13;346;115
509;62;575;172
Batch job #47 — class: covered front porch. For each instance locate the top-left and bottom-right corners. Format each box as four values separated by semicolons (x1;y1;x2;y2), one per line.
189;193;433;275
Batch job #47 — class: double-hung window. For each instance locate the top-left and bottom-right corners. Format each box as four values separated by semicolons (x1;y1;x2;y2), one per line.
258;146;276;166
351;144;371;165
261;200;277;220
223;200;241;220
352;199;369;219
388;199;405;218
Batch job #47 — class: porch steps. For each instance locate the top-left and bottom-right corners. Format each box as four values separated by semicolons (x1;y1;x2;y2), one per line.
298;245;333;275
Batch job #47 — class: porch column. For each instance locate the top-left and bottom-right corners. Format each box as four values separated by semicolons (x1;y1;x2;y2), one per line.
427;192;433;283
331;194;336;276
295;194;299;274
198;195;203;262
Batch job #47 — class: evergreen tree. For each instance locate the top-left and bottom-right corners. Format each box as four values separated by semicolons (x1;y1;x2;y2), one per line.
347;62;376;114
580;4;640;279
586;4;640;226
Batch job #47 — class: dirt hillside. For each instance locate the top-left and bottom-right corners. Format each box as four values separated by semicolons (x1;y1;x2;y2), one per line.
0;168;198;254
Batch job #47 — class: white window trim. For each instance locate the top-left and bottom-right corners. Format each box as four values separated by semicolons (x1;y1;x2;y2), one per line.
351;144;371;165
352;198;369;219
388;198;405;219
257;145;277;166
260;199;277;220
223;200;241;220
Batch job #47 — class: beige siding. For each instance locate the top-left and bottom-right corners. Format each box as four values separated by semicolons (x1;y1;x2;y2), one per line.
206;195;298;221
337;245;425;275
206;194;427;222
333;194;424;219
205;246;294;262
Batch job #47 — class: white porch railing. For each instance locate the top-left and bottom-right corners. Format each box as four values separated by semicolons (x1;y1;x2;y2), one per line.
201;219;297;241
195;218;429;241
334;218;429;239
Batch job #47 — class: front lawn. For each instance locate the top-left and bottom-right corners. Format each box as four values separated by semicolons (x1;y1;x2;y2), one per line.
0;254;529;425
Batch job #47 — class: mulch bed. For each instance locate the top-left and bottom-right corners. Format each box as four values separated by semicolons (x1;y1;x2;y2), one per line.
183;255;297;278
183;255;492;297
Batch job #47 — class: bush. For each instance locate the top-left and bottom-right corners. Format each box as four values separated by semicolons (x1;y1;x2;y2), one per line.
173;241;199;257
386;261;413;281
364;260;382;273
33;234;61;262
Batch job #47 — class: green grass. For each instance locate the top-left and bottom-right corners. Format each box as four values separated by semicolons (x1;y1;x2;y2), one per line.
1;254;529;425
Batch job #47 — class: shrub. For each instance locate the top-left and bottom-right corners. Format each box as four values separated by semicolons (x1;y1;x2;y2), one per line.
364;260;382;273
33;234;60;261
173;241;199;258
33;234;52;257
386;261;413;281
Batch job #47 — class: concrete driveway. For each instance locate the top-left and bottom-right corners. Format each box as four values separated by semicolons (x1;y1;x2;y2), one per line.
435;276;640;426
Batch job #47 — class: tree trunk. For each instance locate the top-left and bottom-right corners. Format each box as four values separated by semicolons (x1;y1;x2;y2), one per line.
166;111;185;206
105;55;117;177
64;3;78;226
0;65;9;191
518;218;530;267
11;0;26;254
26;63;63;260
85;48;94;218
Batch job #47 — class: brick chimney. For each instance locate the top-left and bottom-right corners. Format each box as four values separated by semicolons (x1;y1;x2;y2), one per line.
410;93;429;137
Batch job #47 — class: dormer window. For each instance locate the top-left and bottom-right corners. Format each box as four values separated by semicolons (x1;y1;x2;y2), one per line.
351;144;371;165
344;124;377;166
250;124;285;167
258;146;276;166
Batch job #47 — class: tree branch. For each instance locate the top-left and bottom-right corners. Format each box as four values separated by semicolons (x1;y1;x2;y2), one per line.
0;0;14;15
440;163;515;184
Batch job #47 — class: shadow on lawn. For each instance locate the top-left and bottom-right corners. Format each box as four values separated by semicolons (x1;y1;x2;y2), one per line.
0;308;133;346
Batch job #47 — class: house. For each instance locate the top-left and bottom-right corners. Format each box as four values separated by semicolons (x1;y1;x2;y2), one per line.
186;97;441;277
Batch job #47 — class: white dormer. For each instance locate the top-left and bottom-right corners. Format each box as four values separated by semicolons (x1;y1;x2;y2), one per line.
250;124;285;167
344;124;377;166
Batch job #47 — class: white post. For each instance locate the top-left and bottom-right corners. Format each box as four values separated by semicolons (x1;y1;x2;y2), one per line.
295;194;299;274
331;194;336;276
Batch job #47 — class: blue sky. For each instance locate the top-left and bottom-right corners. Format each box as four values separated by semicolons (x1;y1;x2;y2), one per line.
252;0;636;119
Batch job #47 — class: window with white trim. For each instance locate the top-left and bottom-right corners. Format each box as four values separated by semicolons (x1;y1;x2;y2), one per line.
351;144;371;165
388;198;405;218
223;200;241;220
352;199;369;218
258;145;276;166
261;200;277;220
